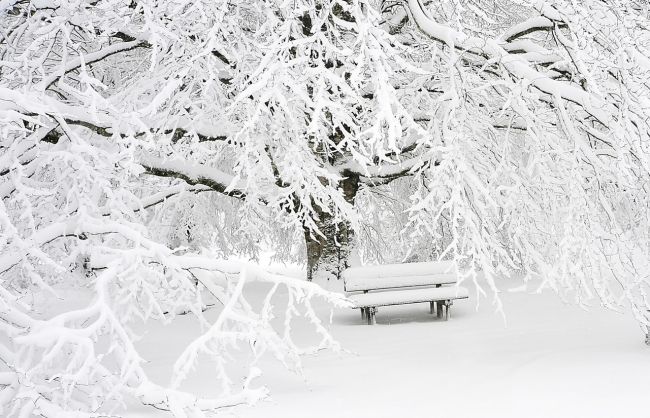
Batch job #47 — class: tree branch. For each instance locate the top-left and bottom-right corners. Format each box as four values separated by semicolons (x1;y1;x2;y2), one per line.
403;0;612;127
41;40;150;89
138;153;245;199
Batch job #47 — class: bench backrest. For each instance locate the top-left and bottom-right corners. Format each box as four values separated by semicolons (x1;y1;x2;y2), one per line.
343;261;457;292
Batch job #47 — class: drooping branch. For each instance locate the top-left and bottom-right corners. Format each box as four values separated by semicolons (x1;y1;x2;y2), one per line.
499;15;567;43
41;40;151;89
336;151;437;185
138;153;245;198
403;0;612;127
100;184;212;216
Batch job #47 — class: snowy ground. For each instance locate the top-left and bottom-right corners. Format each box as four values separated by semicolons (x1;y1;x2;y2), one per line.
126;272;650;418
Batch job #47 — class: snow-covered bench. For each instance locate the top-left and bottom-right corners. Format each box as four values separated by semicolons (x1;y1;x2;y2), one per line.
342;261;468;325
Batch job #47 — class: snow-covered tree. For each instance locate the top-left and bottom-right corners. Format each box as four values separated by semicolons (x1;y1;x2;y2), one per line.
2;0;650;416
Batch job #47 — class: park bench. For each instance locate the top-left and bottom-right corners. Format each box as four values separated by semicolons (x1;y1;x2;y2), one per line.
342;261;468;325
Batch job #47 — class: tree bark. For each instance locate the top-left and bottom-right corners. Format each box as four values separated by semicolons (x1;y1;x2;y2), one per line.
305;171;359;281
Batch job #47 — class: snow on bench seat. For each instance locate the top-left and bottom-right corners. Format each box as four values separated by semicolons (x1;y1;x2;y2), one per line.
348;286;469;308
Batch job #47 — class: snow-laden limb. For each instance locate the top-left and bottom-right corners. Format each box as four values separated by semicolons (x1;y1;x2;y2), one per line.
40;40;150;90
138;152;243;196
499;16;555;42
0;184;348;417
404;0;612;125
100;183;212;217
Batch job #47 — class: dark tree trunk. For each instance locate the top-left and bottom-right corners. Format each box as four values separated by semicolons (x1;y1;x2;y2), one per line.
305;171;359;281
304;213;354;281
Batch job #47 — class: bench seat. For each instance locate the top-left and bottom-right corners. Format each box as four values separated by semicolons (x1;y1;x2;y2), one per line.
348;286;469;308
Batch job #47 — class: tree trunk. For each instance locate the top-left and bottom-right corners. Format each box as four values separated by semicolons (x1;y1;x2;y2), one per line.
304;214;353;281
305;171;359;281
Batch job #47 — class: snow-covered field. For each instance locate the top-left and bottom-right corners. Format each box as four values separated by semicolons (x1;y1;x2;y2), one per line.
125;273;650;418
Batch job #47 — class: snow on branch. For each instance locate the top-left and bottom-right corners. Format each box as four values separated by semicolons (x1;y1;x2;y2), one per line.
0;205;349;417
403;0;612;126
499;15;565;43
40;40;150;90
138;153;244;198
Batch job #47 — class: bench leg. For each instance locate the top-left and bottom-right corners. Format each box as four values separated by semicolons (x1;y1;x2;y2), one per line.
361;308;366;321
444;300;453;321
436;302;443;319
367;307;377;325
429;301;435;314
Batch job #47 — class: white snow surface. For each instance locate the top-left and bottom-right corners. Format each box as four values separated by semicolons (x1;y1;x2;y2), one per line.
348;286;469;308
121;270;650;418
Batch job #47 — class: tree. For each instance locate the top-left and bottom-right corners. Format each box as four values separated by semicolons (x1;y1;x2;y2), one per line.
2;0;650;416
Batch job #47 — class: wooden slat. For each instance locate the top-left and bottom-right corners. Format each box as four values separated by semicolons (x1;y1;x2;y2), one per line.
348;286;469;308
